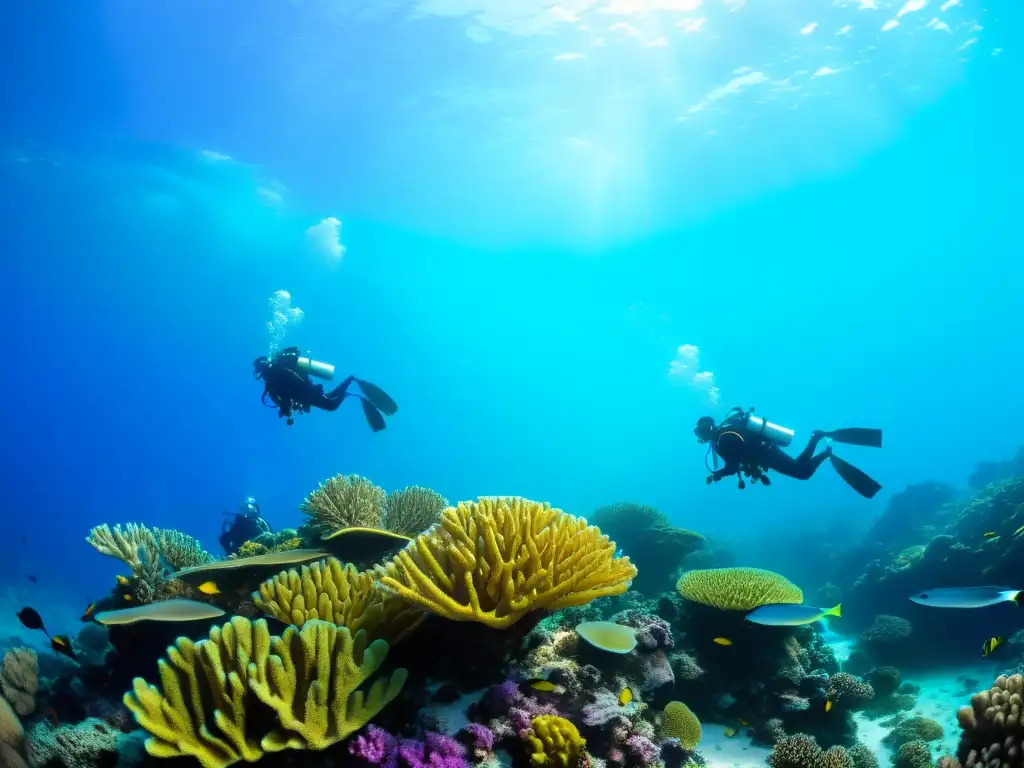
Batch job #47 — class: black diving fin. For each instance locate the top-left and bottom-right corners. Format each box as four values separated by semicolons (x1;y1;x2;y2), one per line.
824;428;882;448
356;379;399;416
830;454;882;499
359;398;387;432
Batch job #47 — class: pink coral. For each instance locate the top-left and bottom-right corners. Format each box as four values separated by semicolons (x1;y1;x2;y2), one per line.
626;734;660;764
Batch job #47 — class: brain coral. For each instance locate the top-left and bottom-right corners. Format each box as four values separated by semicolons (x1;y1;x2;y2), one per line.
860;615;912;644
662;701;702;749
676;567;803;611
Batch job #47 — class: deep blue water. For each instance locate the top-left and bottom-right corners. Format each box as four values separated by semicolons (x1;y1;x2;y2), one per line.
0;0;1020;632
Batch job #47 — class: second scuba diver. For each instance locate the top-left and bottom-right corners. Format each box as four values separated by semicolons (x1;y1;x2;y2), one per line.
219;496;272;555
252;346;398;429
694;406;883;498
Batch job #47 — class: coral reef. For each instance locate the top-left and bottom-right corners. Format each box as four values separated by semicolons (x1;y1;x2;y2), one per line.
300;473;388;535
384;485;449;537
676;567;803;610
0;648;38;716
948;673;1024;768
590;502;705;594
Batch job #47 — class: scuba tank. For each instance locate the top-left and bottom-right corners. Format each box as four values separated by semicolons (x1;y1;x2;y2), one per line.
721;407;794;447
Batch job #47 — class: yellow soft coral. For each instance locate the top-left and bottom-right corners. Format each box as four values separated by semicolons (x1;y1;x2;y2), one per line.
663;701;702;748
525;715;587;767
253;558;425;645
300;474;386;533
376;497;637;629
249;621;408;752
383;486;448;536
123;617;407;766
123;616;267;768
676;567;803;611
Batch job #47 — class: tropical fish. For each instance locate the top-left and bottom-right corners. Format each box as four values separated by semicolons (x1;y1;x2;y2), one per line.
80;603;97;622
984;532;998;539
909;587;1021;609
825;699;833;713
1014;525;1024;537
713;637;733;646
745;604;841;627
16;607;45;631
525;679;561;693
116;575;130;586
982;636;1006;657
738;718;749;727
50;635;77;661
197;581;220;596
123;594;133;602
724;727;738;738
618;687;634;707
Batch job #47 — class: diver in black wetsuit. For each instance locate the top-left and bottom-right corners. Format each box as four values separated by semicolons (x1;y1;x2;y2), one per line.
694;407;884;498
219;496;272;555
252;346;398;429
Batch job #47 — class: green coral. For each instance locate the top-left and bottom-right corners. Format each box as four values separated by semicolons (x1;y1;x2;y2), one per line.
383;486;448;536
123;617;406;767
154;529;214;569
662;701;702;748
676;567;803;611
848;744;879;768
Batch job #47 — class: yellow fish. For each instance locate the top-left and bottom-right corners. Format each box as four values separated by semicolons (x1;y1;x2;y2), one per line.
713;637;733;646
526;679;560;693
982;636;1005;657
724;727;738;738
123;594;133;602
80;603;96;622
984;532;998;539
116;575;130;586
738;718;749;727
1014;525;1024;537
198;581;220;596
824;699;833;713
618;686;634;707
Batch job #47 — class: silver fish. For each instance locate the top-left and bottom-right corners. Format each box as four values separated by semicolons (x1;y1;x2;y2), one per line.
909;586;1021;609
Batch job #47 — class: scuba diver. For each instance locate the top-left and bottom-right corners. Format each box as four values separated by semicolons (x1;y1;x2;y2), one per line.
219;496;272;555
252;346;398;429
694;407;883;498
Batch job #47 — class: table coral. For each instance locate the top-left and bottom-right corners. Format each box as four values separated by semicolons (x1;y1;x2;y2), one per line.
676;567;803;611
377;497;637;629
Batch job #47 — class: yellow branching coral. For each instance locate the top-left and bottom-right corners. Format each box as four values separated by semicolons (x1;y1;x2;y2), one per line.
123;617;407;767
377;497;637;629
663;701;702;748
525;715;587;767
300;474;386;534
676;567;803;611
383;486;448;536
253;558;425;645
249;621;408;752
123;616;267;768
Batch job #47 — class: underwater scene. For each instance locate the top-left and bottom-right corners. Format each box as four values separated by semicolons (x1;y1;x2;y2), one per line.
0;1;1021;768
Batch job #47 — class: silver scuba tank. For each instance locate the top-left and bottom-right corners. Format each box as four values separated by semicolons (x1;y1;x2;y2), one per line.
745;414;795;447
296;356;335;381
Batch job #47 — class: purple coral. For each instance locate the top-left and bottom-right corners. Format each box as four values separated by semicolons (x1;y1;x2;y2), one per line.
348;728;471;768
626;734;660;764
458;723;494;753
583;688;631;728
611;609;674;650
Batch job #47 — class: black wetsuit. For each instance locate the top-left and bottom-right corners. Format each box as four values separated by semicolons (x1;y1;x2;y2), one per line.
219;514;271;555
709;416;831;483
260;347;355;422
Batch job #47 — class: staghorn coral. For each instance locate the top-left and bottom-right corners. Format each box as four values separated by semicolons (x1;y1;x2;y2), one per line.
377;497;637;629
0;648;38;716
675;567;803;610
86;522;161;574
662;701;701;748
300;473;386;535
384;486;449;537
153;528;214;569
253;557;425;645
123;616;407;767
525;714;587;768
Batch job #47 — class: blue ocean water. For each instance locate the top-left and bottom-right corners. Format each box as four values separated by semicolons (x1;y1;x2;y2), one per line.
0;0;1019;659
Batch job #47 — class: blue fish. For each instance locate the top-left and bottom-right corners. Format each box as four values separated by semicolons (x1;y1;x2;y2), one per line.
909;586;1021;609
745;603;841;626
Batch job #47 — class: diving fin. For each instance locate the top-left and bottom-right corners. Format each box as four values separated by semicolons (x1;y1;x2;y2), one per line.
360;397;387;432
829;454;882;499
824;428;882;448
356;379;398;416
